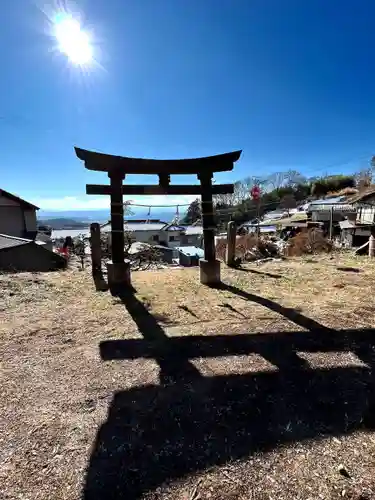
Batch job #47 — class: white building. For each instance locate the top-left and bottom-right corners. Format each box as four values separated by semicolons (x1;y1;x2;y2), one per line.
101;219;203;248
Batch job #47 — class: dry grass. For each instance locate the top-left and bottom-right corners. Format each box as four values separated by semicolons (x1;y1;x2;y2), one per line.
1;254;375;499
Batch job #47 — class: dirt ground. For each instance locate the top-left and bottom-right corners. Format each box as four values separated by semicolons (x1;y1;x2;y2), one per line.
1;254;375;499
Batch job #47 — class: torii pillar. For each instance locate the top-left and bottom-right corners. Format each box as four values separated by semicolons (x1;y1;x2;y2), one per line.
106;170;131;289
198;172;220;285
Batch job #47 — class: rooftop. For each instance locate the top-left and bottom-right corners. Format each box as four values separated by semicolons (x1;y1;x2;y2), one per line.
101;221;203;234
101;221;167;232
0;234;31;250
0;189;39;210
184;226;203;235
309;196;346;205
176;246;205;257
348;186;375;205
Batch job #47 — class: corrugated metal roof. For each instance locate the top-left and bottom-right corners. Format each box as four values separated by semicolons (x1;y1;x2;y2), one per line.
263;210;286;220
176;246;204;257
309;196;346;205
309;204;355;212
347;187;375;205
0;234;32;250
102;222;166;232
339;220;372;230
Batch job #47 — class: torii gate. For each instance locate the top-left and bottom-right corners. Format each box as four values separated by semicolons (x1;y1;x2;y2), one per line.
75;147;241;288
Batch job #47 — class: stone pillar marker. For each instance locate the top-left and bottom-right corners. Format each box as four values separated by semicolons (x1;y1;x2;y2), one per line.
90;223;102;275
226;221;237;267
369;234;375;258
198;171;221;286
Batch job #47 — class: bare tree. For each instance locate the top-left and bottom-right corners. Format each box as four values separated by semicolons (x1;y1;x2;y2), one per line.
214;178;254;207
280;194;297;215
355;168;372;190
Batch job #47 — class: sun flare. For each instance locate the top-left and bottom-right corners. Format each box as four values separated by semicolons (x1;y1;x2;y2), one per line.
54;13;93;65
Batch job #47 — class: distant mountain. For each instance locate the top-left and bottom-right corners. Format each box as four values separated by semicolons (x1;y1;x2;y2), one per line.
38;210;109;222
37;218;90;230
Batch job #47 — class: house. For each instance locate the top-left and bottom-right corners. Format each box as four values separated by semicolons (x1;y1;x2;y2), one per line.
101;219;204;248
336;187;375;248
0;234;67;272
0;189;39;239
306;196;356;237
179;225;204;247
348;187;375;225
307;197;356;224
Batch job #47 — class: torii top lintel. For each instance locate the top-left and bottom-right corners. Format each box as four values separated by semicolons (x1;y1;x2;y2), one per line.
75;147;241;175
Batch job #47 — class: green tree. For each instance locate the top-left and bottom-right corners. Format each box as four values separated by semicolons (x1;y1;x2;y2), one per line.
182;199;201;224
311;175;355;197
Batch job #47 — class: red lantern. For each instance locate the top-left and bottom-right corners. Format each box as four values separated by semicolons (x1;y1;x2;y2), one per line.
250;185;261;200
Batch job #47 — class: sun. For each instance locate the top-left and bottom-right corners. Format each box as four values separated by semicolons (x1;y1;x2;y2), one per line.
54;13;93;65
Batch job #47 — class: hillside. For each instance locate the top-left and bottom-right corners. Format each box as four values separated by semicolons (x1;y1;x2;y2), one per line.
37;218;89;230
1;256;375;499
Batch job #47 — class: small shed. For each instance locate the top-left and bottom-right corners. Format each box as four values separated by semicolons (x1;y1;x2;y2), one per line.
176;246;204;267
0;234;67;272
339;220;372;248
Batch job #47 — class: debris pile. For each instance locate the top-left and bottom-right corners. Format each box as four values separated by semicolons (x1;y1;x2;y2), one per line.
217;229;333;263
286;229;333;257
216;234;284;263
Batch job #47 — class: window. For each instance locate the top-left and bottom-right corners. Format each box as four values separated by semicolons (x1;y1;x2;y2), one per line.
152;234;159;242
169;235;176;242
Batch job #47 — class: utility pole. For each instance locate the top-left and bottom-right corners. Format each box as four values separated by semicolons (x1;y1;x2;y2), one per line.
329;206;333;240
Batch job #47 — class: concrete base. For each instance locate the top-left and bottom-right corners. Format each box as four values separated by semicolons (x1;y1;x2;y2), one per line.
199;259;221;286
106;260;131;291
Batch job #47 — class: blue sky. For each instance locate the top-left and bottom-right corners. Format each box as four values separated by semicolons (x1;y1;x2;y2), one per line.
1;0;375;211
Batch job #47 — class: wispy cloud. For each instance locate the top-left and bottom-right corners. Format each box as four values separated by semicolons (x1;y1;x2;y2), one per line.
31;195;198;211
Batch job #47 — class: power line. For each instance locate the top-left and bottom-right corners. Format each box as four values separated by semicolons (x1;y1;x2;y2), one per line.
127;202;192;208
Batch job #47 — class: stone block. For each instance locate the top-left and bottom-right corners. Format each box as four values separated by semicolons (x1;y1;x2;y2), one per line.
106;260;131;291
199;259;221;286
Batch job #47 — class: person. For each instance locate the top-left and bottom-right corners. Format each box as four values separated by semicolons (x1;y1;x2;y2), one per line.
63;235;74;251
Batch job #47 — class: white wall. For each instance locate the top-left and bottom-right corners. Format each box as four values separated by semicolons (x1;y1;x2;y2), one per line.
108;228;200;248
130;229;166;244
358;206;375;225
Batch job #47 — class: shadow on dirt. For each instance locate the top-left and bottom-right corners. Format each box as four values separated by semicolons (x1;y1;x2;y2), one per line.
84;283;375;500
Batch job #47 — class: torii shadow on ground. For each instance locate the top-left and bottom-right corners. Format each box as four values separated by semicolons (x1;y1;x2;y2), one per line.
83;279;375;500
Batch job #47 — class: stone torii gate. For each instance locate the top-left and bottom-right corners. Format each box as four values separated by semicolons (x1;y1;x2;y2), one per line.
75;147;241;288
